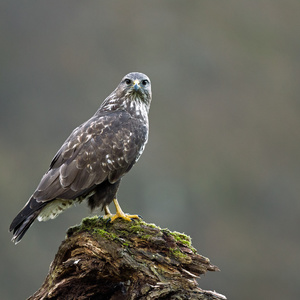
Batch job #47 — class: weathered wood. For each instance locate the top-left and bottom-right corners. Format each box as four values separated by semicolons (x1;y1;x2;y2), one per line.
28;217;226;300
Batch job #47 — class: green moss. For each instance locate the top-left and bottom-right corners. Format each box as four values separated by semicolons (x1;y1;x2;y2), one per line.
92;228;118;241
66;217;197;254
161;229;197;254
146;222;161;229
129;224;143;234
168;230;190;245
169;248;189;260
67;216;112;240
68;216;100;233
140;234;152;240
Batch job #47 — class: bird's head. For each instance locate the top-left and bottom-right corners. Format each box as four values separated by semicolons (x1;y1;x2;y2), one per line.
119;72;152;104
118;72;151;102
99;72;152;114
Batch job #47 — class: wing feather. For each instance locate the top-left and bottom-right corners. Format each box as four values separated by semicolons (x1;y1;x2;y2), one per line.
59;160;79;188
31;110;147;202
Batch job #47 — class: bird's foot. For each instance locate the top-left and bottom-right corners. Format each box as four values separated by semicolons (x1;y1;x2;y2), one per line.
108;199;141;222
99;205;114;222
110;211;140;222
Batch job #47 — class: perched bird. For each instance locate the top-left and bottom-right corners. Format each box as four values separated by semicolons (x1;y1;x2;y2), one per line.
10;72;152;243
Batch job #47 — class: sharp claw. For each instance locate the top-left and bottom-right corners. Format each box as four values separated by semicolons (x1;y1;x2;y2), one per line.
131;215;142;221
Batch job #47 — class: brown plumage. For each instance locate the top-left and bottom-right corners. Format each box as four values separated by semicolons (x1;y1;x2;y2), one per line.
10;72;152;243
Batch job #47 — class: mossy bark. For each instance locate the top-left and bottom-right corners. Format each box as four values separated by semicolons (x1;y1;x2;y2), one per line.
28;217;226;300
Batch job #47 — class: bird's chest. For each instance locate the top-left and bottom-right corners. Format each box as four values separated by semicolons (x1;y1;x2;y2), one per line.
93;112;148;168
123;115;149;152
125;101;149;145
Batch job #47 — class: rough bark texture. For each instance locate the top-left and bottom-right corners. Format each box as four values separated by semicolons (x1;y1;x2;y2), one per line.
28;217;226;300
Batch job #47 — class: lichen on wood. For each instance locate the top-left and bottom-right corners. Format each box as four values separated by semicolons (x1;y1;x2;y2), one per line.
28;217;226;300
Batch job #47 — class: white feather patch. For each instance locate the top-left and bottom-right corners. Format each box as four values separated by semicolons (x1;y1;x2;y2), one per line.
37;199;74;221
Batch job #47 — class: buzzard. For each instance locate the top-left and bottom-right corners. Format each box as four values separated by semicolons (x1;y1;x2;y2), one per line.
10;72;152;243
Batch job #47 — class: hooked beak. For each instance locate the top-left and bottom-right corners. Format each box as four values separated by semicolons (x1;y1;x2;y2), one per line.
133;79;140;91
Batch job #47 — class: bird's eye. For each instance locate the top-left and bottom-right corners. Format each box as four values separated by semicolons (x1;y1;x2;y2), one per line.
125;79;131;85
141;79;149;86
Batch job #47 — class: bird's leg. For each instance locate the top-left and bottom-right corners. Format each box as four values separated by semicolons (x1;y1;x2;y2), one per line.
102;205;113;219
110;198;140;222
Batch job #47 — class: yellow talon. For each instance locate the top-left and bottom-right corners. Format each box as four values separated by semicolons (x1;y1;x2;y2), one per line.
109;198;140;222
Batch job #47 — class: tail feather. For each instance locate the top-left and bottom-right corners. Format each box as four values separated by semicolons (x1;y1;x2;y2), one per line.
9;197;46;244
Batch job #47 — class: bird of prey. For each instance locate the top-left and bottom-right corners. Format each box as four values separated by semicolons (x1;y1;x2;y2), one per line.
10;72;152;243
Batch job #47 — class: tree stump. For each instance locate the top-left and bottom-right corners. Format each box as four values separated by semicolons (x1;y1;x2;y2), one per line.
28;217;226;300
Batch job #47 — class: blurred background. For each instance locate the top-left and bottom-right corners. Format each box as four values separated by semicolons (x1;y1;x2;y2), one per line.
1;1;299;299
